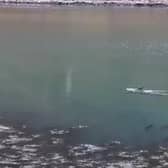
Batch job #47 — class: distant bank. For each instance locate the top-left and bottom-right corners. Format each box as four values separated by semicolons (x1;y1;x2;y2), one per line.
0;0;168;7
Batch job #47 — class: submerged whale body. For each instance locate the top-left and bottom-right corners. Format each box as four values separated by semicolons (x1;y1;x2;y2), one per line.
144;124;153;131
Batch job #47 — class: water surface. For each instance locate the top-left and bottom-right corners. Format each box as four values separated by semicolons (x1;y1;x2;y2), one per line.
0;7;168;146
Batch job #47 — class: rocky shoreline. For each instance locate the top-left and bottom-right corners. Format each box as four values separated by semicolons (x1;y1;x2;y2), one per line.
0;0;168;7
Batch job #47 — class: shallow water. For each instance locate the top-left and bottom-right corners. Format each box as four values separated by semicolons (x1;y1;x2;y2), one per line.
0;7;168;146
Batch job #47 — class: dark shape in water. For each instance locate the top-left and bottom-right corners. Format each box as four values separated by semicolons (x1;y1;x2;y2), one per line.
138;87;144;90
144;124;153;131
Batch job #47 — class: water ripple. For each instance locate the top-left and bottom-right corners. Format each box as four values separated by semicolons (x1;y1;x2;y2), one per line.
0;122;167;167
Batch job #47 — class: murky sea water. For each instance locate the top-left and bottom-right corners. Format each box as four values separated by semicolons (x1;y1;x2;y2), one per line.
1;8;168;165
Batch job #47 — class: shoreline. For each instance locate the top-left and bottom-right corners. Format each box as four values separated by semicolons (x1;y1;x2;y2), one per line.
0;1;168;8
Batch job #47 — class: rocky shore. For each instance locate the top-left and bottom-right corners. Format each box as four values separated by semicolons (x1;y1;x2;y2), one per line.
0;0;168;7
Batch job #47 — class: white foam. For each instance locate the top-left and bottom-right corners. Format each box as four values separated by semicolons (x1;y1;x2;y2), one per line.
71;125;88;129
52;153;67;163
22;145;38;152
3;135;32;144
23;166;36;168
0;159;19;165
118;152;134;159
32;134;40;138
150;155;162;160
107;162;134;168
0;125;13;133
69;144;106;156
0;125;10;130
82;144;106;152
50;129;69;135
52;138;64;144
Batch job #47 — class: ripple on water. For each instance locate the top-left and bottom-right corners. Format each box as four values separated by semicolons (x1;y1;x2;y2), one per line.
0;123;167;167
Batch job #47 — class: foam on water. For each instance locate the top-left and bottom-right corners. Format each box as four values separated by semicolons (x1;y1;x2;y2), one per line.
0;120;167;167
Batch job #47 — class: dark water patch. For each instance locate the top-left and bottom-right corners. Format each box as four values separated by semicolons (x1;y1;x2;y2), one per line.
144;124;154;131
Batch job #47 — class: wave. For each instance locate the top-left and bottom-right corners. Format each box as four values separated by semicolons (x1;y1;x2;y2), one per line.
0;121;167;167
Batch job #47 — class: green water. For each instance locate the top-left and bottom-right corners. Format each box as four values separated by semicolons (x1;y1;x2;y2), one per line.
1;7;168;145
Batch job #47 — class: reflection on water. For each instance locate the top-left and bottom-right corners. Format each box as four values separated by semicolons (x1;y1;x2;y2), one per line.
0;119;168;167
0;7;168;146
